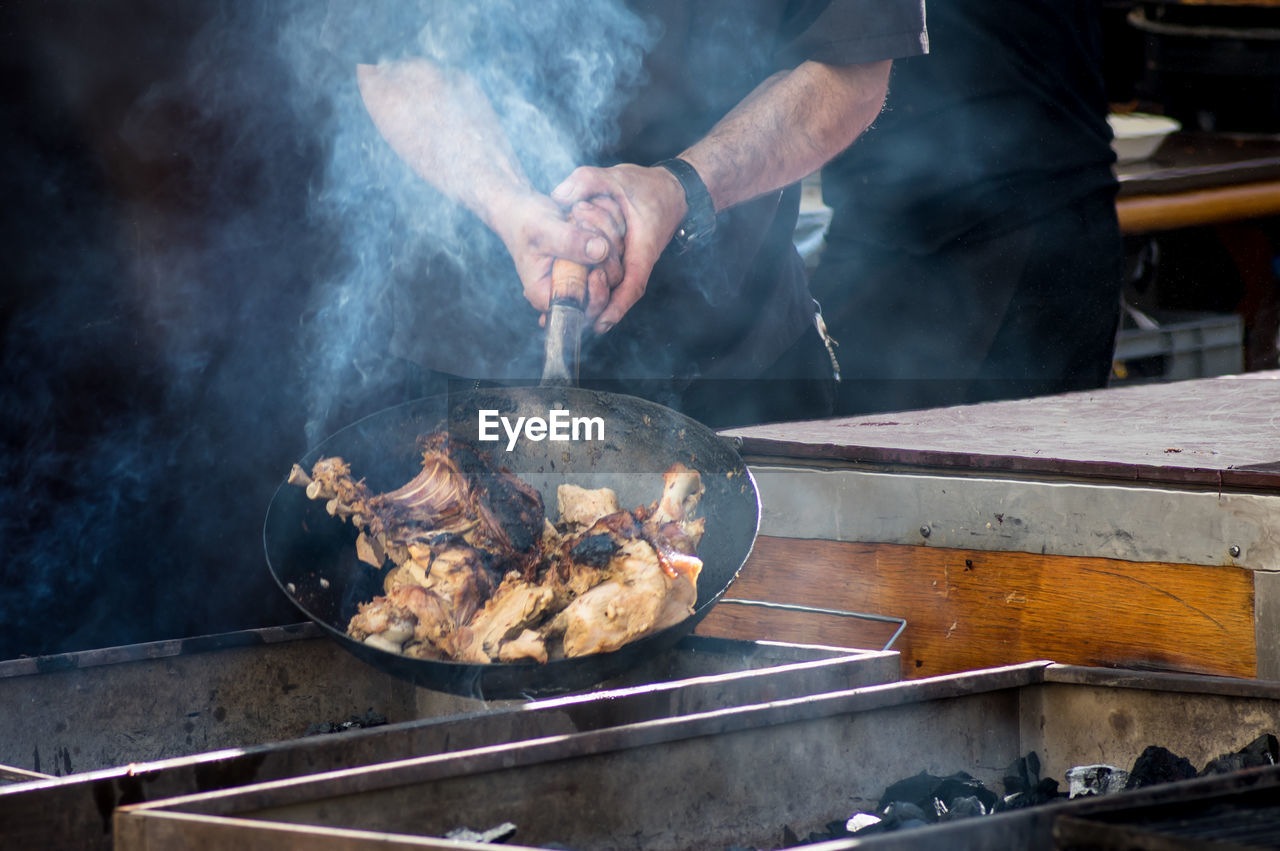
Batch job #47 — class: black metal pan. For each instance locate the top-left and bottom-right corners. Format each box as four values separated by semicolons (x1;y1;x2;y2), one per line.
265;259;760;698
263;381;761;699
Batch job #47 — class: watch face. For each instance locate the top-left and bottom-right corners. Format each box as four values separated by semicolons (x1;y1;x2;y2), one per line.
672;216;712;254
685;206;716;239
679;203;716;249
681;192;715;239
672;219;712;254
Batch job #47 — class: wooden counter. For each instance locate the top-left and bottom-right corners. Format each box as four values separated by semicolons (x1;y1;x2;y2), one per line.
1118;178;1280;233
1116;132;1280;233
697;374;1280;681
725;371;1280;491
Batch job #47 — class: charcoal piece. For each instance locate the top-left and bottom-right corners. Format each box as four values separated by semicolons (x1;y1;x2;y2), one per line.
878;771;938;811
938;795;987;821
444;821;517;843
1001;751;1041;799
1202;733;1278;776
1066;764;1129;798
303;709;389;736
1000;778;1061;811
1125;745;1198;789
1242;733;1280;763
1201;752;1249;776
877;770;996;818
879;801;930;831
1036;778;1060;801
934;773;998;813
997;754;1062;810
996;752;1038;810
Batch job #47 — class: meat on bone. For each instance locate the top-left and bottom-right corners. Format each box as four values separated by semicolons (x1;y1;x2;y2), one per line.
293;437;706;664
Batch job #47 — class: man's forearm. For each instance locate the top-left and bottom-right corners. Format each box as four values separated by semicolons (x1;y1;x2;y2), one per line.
678;59;892;213
357;58;618;318
356;59;537;238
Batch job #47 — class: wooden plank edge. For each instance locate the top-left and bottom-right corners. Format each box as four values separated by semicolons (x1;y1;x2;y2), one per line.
736;440;1280;492
1117;179;1280;234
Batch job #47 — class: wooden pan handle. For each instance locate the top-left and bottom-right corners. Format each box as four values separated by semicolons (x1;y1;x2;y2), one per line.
550;257;589;310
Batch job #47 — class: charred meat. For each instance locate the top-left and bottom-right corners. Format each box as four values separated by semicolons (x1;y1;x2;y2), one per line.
290;432;544;579
290;436;706;664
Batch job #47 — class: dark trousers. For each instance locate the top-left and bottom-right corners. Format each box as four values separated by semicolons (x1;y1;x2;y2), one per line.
809;190;1124;416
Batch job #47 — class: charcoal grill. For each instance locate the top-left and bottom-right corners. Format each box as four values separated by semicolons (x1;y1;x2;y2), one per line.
113;663;1280;850
0;624;896;850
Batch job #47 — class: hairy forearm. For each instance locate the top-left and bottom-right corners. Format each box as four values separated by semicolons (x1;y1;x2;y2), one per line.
358;58;619;319
679;59;892;213
356;59;537;236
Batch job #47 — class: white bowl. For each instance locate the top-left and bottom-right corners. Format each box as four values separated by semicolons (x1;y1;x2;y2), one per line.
1108;113;1181;163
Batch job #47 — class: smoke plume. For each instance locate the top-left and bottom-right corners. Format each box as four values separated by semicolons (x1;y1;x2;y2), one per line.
0;0;655;659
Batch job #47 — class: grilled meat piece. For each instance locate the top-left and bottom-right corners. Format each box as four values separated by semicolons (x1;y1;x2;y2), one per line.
384;544;495;626
497;629;549;664
346;594;416;654
641;463;707;581
447;438;545;558
294;435;708;665
462;572;557;661
556;483;620;529
549;537;699;658
542;509;641;603
348;584;477;660
546;469;705;658
293;432;544;577
650;463;704;527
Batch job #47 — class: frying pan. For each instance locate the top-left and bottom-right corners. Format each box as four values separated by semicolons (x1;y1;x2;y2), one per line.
263;263;761;699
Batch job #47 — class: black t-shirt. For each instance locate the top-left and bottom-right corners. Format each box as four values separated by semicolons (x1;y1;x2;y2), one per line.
820;0;1116;255
380;0;927;381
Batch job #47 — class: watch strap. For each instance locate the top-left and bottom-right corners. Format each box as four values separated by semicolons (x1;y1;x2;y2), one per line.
655;157;716;254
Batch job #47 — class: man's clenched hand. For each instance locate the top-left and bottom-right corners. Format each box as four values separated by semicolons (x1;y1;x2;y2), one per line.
488;192;625;326
551;163;688;334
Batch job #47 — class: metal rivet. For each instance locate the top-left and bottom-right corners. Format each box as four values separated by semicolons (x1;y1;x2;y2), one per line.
1229;545;1241;558
920;525;932;539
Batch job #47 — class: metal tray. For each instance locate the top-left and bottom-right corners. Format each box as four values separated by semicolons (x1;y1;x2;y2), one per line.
0;625;897;850
113;663;1280;851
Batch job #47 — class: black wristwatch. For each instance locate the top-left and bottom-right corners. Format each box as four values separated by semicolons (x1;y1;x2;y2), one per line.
655;157;716;254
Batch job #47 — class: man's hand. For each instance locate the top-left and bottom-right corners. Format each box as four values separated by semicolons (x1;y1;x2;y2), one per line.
488;192;625;326
545;60;890;335
358;54;890;338
551;163;688;334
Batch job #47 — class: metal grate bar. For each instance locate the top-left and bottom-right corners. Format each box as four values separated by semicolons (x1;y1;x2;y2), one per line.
717;598;907;651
